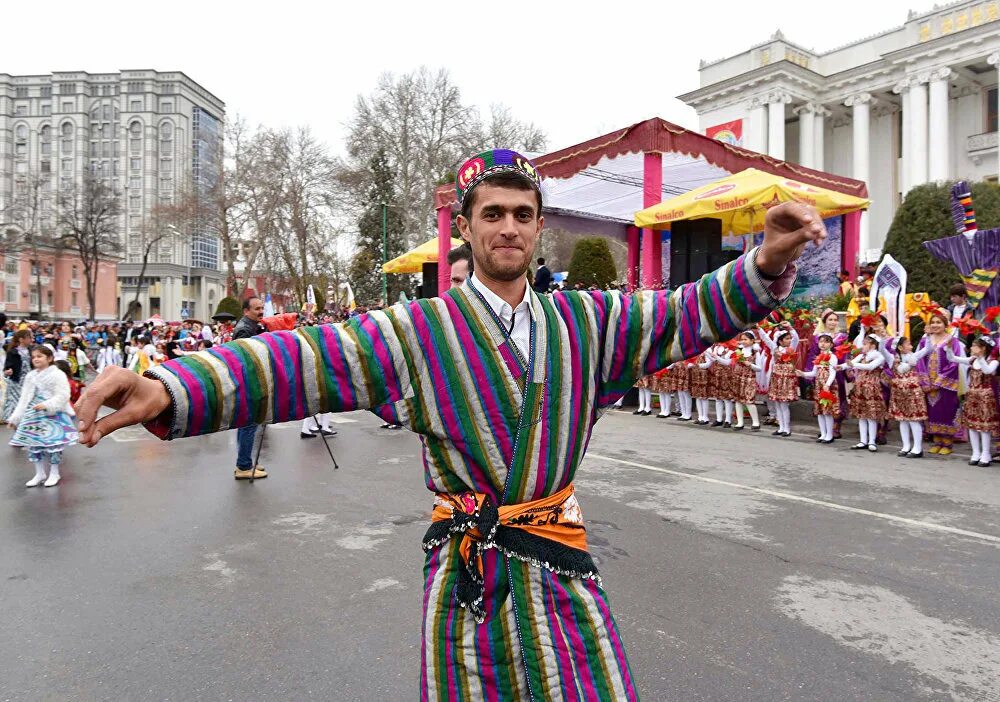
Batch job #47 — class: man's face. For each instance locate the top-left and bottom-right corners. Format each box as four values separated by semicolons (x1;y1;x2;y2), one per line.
450;258;470;288
456;184;542;283
950;294;965;306
245;299;264;321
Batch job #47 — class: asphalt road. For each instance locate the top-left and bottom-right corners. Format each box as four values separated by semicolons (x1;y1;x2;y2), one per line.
1;409;998;701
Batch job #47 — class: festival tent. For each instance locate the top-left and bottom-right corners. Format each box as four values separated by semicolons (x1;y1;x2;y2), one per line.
432;117;868;293
634;168;870;234
383;237;463;274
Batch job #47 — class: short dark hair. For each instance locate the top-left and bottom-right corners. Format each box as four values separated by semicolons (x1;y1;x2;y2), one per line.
243;296;261;311
31;343;54;360
460;171;542;221
950;284;967;298
447;243;474;268
537;257;545;265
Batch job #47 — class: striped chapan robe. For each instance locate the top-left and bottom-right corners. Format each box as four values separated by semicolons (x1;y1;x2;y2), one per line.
144;249;795;701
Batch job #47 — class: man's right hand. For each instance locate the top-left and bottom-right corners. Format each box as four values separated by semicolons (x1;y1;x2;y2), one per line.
75;366;171;447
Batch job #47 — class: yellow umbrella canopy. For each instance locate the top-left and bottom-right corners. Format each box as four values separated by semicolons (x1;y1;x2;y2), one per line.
382;237;464;274
634;168;870;233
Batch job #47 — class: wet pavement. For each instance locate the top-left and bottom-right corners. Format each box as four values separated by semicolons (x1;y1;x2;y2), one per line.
1;409;998;701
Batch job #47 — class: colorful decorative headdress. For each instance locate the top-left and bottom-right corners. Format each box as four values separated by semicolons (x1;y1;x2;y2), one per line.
455;149;542;204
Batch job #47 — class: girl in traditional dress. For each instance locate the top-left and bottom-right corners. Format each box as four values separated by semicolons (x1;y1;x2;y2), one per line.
947;336;1000;467
651;367;673;418
810;311;849;438
916;312;964;455
2;329;33;423
795;332;842;443
711;332;762;431
884;336;932;458
662;362;692;421
689;354;712;425
7;345;78;487
848;334;888;452
706;343;735;427
758;324;799;436
633;374;654;416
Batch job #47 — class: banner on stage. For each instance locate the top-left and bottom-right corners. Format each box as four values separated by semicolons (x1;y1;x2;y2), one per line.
706;120;743;146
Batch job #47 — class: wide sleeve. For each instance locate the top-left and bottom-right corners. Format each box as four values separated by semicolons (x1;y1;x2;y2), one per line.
41;372;71;414
143;305;418;440
591;247;795;404
8;372;36;425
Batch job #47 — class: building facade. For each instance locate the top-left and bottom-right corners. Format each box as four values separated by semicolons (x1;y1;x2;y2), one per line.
0;70;227;320
679;1;1000;263
0;225;118;320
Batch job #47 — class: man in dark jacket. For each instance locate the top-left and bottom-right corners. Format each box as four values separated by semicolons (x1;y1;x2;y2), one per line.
533;257;552;293
233;297;267;479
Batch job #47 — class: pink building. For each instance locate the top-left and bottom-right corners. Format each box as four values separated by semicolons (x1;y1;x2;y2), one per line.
1;243;118;321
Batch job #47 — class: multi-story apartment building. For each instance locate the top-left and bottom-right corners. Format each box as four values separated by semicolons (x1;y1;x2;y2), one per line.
0;70;226;320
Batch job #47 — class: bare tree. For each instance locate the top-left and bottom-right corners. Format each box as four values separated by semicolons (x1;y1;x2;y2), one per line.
56;174;122;321
120;198;190;320
4;168;52;318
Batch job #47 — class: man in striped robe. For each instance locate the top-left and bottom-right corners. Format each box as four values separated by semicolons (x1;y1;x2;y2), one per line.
76;149;825;701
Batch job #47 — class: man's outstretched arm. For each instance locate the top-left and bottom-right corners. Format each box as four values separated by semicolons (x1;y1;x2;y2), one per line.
77;310;417;446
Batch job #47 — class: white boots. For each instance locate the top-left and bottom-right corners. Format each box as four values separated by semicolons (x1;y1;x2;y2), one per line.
26;460;60;488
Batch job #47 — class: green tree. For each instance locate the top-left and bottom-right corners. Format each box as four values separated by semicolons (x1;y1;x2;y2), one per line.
882;181;1000;303
215;296;242;319
567;238;617;289
351;149;410;304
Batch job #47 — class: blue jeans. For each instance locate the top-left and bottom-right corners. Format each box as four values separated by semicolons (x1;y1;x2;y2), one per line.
236;424;259;469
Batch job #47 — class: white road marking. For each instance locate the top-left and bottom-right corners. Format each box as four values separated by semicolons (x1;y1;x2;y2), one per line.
364;578;402;593
585;452;1000;545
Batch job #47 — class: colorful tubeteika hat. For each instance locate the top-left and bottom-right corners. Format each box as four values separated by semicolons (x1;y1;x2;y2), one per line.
455;149;542;204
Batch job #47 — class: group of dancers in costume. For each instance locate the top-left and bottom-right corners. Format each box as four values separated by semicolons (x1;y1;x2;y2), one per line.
627;307;1000;467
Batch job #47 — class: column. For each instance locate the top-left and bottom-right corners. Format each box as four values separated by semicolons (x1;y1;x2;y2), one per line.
928;68;952;182
844;93;874;256
893;79;912;194
626;225;640;291
767;92;791;160
436;206;452;296
990;52;1000;180
745;97;768;153
795;104;816;168
813;106;830;171
909;74;930;187
640;152;663;288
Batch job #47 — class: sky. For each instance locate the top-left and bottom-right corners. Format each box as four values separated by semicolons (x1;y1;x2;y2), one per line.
5;0;918;157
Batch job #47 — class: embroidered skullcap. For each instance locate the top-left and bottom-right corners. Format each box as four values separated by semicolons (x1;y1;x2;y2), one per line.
455;149;542;204
977;334;996;347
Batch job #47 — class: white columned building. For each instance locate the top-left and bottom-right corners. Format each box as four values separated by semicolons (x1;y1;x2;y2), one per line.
679;0;1000;264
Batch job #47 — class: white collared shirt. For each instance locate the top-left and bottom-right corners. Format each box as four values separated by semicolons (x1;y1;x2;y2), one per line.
468;273;534;361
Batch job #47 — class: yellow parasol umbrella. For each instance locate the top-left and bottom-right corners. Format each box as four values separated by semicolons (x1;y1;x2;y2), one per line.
634;168;870;233
382;237;464;274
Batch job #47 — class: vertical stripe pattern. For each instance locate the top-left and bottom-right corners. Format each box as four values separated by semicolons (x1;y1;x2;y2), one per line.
145;248;790;700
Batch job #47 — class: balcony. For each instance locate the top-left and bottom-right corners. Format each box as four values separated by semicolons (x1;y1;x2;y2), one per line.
967;132;998;164
70;278;81;289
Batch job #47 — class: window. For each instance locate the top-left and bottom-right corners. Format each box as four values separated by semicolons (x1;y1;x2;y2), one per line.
5;284;16;304
160;101;173;113
71;264;78;280
41;86;52;98
159;157;172;172
61;101;73;112
16;86;28;98
129;121;142;137
41;197;50;210
15;124;27;141
161;83;176;94
130;99;142;111
15;161;27;174
130;157;141;170
128;81;143;93
62;159;72;173
130;139;141;153
71;292;77;306
30;290;39;309
61;123;73;138
49;291;55;306
60;83;76;95
15;104;27;116
129;195;140;211
102;141;110;157
30;260;38;276
160;122;173;139
90;142;98;157
5;257;19;274
15;143;26;156
989;87;998;134
130;176;141;189
41;161;51;174
41;104;51;116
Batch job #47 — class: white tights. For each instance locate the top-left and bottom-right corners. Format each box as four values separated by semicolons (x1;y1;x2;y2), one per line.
678;391;693;419
734;402;759;428
658;392;673;417
969;429;993;463
774;402;791;433
898;421;924;454
638;388;653;412
696;398;710;422
858;418;878;446
817;414;834;441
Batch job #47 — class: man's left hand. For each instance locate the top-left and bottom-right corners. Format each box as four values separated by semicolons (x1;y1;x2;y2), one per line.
757;202;828;276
